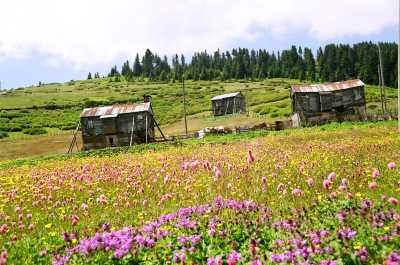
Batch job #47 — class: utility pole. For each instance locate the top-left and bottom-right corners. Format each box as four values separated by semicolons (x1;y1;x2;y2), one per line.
378;65;384;115
182;74;188;136
398;16;400;132
377;43;388;116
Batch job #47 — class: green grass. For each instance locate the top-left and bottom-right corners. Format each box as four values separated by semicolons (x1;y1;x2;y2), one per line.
0;120;396;170
0;78;396;137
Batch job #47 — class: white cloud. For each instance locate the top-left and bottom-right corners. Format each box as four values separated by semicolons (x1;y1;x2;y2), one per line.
0;0;397;68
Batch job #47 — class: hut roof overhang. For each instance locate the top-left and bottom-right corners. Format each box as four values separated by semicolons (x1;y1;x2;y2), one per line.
291;79;364;94
211;92;242;101
80;103;152;118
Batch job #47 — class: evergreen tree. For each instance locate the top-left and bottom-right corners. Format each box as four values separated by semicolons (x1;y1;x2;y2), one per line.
121;60;132;78
87;72;92;80
142;49;154;78
133;54;143;77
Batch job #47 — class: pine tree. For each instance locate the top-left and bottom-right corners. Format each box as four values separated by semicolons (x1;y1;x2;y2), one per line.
121;60;132;78
132;54;143;77
142;49;154;78
87;72;92;80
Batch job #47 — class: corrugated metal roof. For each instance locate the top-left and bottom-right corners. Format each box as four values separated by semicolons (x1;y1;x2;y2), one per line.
211;92;242;101
291;79;364;93
80;103;151;118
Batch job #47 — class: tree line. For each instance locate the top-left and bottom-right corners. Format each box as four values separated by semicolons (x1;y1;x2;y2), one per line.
88;41;397;87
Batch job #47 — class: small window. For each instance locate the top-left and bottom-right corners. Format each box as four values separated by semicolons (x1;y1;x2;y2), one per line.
137;114;143;120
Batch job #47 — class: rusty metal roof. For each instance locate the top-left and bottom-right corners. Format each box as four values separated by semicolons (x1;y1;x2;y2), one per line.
211;92;242;101
291;79;364;93
80;102;152;118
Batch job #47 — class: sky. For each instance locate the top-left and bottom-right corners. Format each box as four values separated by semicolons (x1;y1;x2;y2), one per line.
0;0;398;89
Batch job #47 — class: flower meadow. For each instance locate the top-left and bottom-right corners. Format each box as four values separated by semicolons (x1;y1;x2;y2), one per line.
0;124;399;264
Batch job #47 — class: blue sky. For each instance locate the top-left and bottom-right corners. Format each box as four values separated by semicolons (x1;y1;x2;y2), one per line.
0;0;397;89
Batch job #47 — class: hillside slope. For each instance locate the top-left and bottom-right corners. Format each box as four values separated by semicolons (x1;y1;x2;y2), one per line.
0;78;397;161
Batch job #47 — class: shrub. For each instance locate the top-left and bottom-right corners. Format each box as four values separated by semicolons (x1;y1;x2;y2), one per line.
260;107;272;115
22;128;47;135
276;101;288;108
368;104;378;110
0;131;8;139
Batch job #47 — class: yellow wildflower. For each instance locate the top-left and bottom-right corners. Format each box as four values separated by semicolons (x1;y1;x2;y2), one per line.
45;223;52;229
353;242;362;250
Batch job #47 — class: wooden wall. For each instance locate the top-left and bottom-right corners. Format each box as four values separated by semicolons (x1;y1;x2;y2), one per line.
80;111;155;150
212;96;246;116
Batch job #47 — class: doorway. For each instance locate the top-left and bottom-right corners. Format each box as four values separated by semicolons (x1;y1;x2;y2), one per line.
106;135;118;147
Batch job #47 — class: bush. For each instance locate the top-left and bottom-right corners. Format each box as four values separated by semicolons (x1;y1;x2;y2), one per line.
368;104;378;110
0;131;8;139
260;107;272;115
22;128;47;135
0;123;23;132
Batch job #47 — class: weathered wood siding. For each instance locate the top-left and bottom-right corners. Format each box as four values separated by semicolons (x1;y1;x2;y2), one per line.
81;111;155;150
212;96;246;116
293;86;365;118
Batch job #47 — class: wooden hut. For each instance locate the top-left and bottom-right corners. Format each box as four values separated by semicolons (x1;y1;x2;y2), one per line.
80;97;157;150
211;92;246;116
290;79;366;126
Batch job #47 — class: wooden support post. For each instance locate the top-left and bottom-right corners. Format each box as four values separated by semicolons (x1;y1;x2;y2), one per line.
152;116;166;141
182;76;188;136
378;44;388;115
67;122;80;154
129;114;135;146
145;114;148;144
378;65;385;115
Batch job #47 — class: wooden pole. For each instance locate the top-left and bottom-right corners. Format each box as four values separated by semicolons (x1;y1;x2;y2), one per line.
182;75;188;136
378;43;387;115
129;114;135;146
145;114;148;144
398;18;400;132
67;122;80;154
378;65;384;115
152;116;166;141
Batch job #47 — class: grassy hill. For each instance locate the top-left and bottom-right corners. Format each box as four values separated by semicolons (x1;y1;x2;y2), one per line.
0;77;397;161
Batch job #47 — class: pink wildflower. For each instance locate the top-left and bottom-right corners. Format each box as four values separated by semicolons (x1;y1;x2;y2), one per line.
372;169;380;178
328;172;336;181
227;250;241;265
368;182;377;190
96;194;108;205
71;215;79;226
307;178;314;187
247;150;255;164
387;197;399;206
0;250;7;265
388;162;396;170
323;179;332;189
292;188;302;197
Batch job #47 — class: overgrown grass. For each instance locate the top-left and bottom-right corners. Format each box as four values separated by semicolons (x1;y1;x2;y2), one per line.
0;78;397;135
